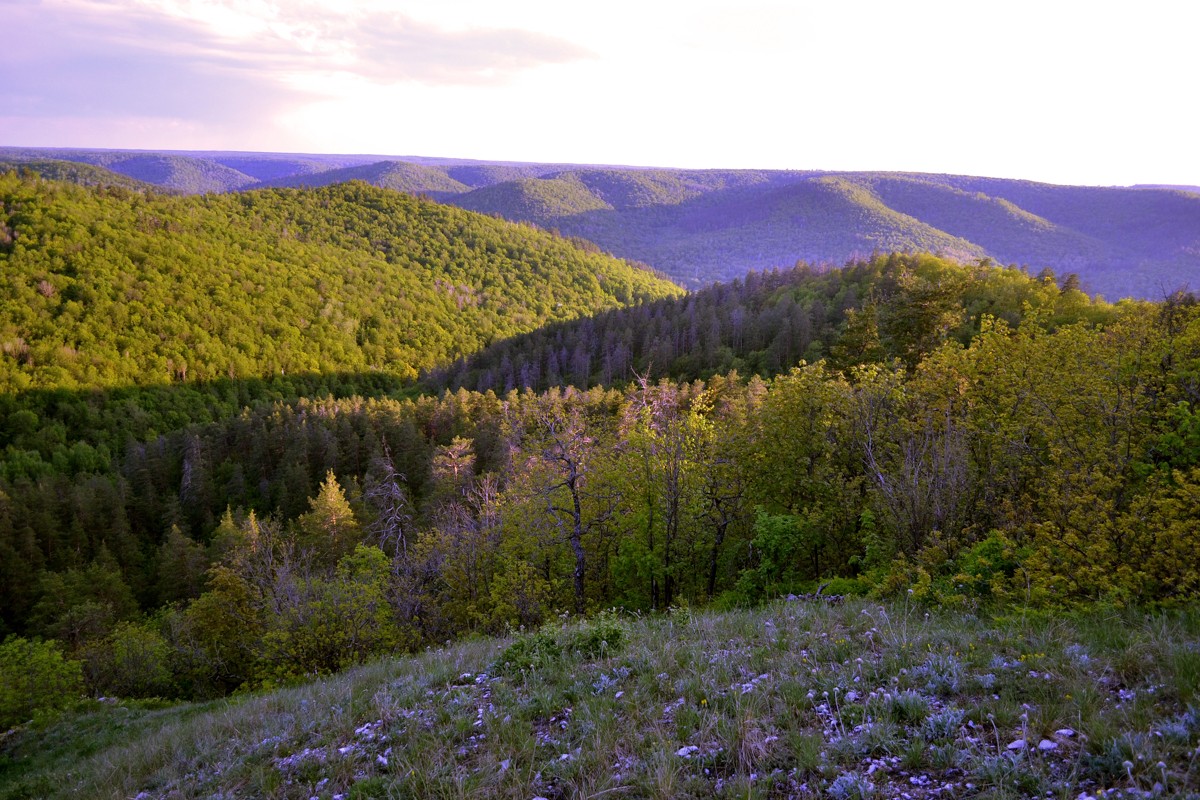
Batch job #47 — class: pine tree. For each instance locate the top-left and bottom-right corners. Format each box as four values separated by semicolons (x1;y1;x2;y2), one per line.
294;471;361;568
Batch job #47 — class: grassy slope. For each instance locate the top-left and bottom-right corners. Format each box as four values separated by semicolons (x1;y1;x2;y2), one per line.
4;600;1198;799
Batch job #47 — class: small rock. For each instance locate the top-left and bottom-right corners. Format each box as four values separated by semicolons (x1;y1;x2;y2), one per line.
500;759;511;771
1056;728;1077;737
1038;739;1058;751
677;745;700;758
1007;739;1027;750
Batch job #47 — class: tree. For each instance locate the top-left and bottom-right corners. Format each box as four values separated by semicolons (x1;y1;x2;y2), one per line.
294;470;361;568
363;453;412;559
153;525;209;606
742;363;861;591
82;620;172;698
28;550;138;649
509;393;615;614
258;544;399;682
853;353;973;559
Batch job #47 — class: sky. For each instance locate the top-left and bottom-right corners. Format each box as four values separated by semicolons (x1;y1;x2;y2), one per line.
2;0;1197;187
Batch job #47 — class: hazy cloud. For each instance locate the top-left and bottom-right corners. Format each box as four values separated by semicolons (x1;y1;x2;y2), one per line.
2;0;308;123
348;13;592;84
0;0;592;139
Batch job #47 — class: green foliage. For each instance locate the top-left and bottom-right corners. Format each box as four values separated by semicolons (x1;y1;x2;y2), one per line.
492;612;625;676
293;471;361;567
737;511;827;600
152;526;209;607
2;240;1200;704
949;531;1025;604
820;576;870;597
27;557;139;647
256;545;400;685
0;636;84;728
7;148;1198;298
491;628;561;676
0;173;679;398
80;620;171;699
0;159;158;192
175;566;263;696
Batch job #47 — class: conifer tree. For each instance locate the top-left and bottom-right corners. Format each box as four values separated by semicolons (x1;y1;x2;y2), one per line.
295;471;361;568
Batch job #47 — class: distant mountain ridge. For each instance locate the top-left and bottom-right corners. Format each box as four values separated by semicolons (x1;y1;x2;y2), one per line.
4;146;1197;299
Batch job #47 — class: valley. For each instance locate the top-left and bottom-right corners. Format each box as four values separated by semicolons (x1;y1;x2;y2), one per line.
1;158;1199;799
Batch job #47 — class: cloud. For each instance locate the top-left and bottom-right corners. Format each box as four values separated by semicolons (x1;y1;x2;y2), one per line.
347;12;592;84
0;0;592;143
2;0;309;124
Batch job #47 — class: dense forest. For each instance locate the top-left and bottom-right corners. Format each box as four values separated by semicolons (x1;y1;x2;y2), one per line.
0;171;678;394
3;240;1199;717
425;255;1113;394
0;171;679;465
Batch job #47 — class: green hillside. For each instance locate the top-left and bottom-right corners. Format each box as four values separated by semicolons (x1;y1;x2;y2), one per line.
454;173;614;219
0;159;161;192
860;175;1111;266
428;253;1119;395
447;170;1200;296
443;163;561;187
450;173;988;286
75;152;258;193
261;160;471;197
205;154;348;182
0;172;681;393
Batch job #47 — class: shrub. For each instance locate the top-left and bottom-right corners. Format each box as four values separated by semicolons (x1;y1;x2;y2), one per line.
562;612;625;659
492;613;626;676
82;621;172;699
0;636;85;728
492;629;562;676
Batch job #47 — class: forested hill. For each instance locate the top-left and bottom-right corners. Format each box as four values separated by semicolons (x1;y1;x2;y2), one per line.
445;170;1200;299
0;172;681;395
5;147;1198;300
424;253;1119;394
0;159;160;192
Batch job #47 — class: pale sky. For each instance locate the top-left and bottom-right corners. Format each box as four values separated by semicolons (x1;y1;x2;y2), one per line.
2;0;1196;187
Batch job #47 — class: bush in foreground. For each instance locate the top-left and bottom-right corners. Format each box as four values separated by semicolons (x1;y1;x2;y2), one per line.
0;637;84;729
